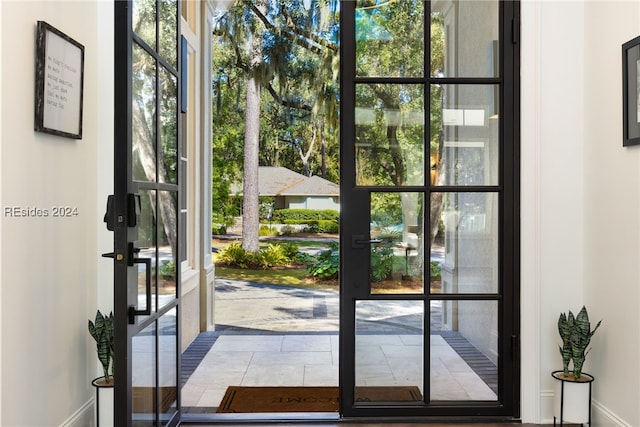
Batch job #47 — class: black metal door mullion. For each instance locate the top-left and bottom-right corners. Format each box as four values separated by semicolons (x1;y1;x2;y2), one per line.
340;0;519;419
114;0;181;425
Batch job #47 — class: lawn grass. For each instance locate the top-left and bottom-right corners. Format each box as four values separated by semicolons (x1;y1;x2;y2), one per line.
215;265;338;291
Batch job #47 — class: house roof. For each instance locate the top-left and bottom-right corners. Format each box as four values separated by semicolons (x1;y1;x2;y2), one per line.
231;166;339;197
281;175;339;196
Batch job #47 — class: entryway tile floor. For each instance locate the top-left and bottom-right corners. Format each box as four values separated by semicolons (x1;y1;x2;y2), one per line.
181;278;496;411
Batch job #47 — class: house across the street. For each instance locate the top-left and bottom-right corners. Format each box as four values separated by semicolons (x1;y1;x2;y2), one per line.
232;166;340;211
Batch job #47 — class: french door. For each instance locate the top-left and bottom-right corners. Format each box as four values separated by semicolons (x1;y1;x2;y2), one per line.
113;1;182;425
339;0;520;419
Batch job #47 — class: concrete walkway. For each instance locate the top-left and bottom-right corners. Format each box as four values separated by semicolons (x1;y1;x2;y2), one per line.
214;278;340;333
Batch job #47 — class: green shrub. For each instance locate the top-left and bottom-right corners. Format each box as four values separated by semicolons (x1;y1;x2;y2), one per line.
370;244;394;282
293;252;313;264
216;242;252;268
278;242;300;259
307;242;339;279
255;244;289;268
273;208;339;223
430;260;442;279
259;225;277;236
212;224;227;235
283;219;338;233
159;260;175;278
216;242;295;269
280;225;295;235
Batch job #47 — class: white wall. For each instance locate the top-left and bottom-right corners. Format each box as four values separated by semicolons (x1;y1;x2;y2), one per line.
583;2;640;425
522;1;640;425
0;1;112;425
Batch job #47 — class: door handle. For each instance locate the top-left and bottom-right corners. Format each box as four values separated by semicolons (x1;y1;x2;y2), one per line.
351;234;382;249
127;243;152;324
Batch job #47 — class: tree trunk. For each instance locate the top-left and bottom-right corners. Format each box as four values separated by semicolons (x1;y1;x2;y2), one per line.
241;2;265;252
242;76;261;252
133;100;178;262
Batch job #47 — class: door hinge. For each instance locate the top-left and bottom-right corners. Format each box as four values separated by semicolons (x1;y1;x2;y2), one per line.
511;334;519;360
512;18;520;44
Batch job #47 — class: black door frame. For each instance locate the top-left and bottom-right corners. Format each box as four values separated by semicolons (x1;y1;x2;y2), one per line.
113;1;183;425
338;0;520;420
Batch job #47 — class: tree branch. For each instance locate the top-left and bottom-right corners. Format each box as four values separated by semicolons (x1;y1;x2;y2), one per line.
244;0;337;57
264;83;313;112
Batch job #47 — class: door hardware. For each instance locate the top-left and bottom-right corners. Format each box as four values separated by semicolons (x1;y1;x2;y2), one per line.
351;234;382;249
127;242;152;324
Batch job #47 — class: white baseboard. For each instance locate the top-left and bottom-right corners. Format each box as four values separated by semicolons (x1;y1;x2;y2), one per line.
592;399;632;427
60;398;94;427
539;391;631;426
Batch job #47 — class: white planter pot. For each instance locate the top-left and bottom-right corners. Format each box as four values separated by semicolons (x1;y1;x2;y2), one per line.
552;371;594;425
92;377;114;427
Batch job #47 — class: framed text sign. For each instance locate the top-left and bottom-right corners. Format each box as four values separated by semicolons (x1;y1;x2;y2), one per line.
623;35;640;147
35;21;85;139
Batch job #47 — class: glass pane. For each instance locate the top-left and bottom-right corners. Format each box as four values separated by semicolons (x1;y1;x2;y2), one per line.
157;190;178;307
133;0;156;51
132;322;156;426
159;0;178;68
355;0;424;77
370;192;424;294
356;84;425;186
355;300;424;404
434;192;498;294
159;66;178;184
431;0;499;78
137;190;157;320
132;44;157;182
431;84;499;186
430;300;498;401
159;313;178;425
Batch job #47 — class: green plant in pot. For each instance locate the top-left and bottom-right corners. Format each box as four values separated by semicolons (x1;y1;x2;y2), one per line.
558;306;601;379
88;310;114;385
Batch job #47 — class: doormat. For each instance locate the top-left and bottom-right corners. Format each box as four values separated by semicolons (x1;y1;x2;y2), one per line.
132;386;176;413
216;386;423;413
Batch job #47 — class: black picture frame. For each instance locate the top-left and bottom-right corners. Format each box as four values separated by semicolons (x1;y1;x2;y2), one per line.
623;35;640;147
35;21;85;139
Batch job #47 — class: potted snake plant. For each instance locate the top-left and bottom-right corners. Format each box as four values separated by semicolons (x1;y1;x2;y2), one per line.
88;310;114;426
553;306;602;424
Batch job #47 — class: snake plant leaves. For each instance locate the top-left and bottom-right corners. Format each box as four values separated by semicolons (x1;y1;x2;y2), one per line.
88;310;114;382
558;311;574;376
558;306;602;379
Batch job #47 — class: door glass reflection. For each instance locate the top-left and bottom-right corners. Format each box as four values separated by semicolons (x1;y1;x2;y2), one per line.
431;84;499;187
355;300;424;404
431;0;499;78
370;192;424;294
158;313;178;425
158;0;178;68
136;190;157;321
133;0;156;51
157;190;178;306
132;44;157;183
430;300;498;401
355;84;425;186
159;66;178;184
132;322;156;426
355;0;424;77
433;192;498;294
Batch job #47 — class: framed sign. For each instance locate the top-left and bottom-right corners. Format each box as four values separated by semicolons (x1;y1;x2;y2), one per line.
623;35;640;147
35;21;85;139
